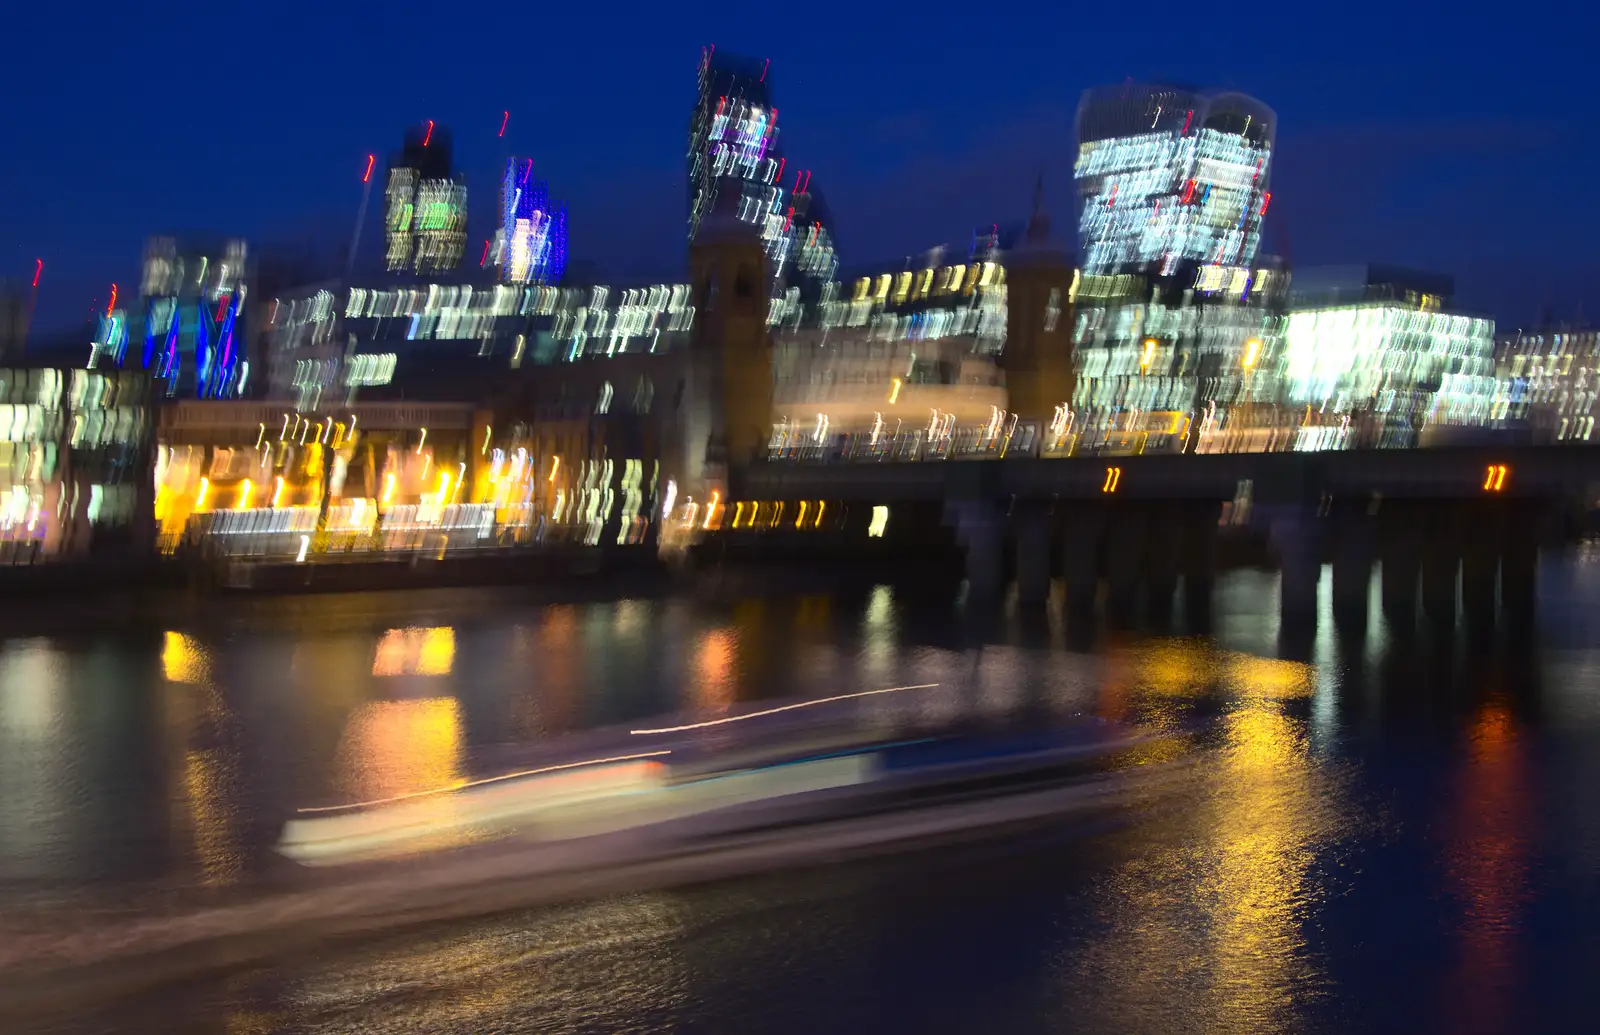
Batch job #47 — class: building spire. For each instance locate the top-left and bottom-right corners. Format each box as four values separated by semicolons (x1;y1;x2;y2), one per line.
1025;172;1050;246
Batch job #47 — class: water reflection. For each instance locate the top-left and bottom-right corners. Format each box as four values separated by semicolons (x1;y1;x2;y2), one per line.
693;627;736;715
335;697;464;803
328;696;473;854
282;895;694;1033
1057;639;1349;1033
161;631;244;886
0;642;71;884
1441;698;1534;1035
162;632;209;685
0;568;1595;1033
371;627;455;677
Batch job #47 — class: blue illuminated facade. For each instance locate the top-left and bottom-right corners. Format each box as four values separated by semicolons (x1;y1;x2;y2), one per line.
497;159;568;285
138;237;250;398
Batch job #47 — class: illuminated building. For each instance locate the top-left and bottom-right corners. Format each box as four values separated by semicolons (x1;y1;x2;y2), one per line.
495;159;568;286
687;50;837;294
260;278;694;408
1075;83;1274;278
1067;84;1284;452
1071;260;1291;454
89;307;129;369
1494;326;1597;442
688;51;776;246
0;363;152;561
1283;266;1498;448
784;170;839;295
766;235;1012;459
758;188;1092;460
384;123;467;274
138;236;250;398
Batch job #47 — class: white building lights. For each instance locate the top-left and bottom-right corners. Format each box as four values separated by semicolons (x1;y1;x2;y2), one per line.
1283;305;1496;414
1075;85;1274;277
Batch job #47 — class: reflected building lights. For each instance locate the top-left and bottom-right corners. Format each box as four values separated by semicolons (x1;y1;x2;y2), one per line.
372;627;457;677
333;697;466;849
162;631;210;685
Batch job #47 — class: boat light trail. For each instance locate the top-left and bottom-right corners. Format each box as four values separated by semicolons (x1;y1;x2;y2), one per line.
296;750;673;813
630;684;940;735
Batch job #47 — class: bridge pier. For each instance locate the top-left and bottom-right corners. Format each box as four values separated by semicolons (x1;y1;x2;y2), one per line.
1061;504;1104;619
1106;506;1147;626
1331;501;1375;631
1379;502;1422;634
1421;506;1462;631
1268;507;1322;633
946;500;1005;602
1460;502;1501;633
1144;506;1181;628
1501;509;1538;633
1181;501;1220;633
1014;502;1053;606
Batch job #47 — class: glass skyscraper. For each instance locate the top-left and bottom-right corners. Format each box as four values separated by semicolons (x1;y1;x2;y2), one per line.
497;158;568;286
384;123;467;274
686;50;836;292
138;236;249;398
1074;84;1274;278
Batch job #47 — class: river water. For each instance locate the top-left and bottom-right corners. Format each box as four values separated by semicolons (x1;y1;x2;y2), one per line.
3;559;1600;1034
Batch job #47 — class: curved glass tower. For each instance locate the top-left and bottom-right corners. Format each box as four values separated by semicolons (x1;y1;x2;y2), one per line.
1075;83;1274;277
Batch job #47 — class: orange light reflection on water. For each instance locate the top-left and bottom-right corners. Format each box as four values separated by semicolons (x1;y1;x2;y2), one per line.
331;697;476;853
1441;698;1532;1034
1065;639;1349;1031
694;627;736;716
372;627;456;676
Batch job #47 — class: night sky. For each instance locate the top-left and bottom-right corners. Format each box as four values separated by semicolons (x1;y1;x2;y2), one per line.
5;1;1595;341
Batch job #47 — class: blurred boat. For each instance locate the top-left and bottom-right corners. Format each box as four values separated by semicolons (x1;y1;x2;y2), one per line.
279;715;1163;867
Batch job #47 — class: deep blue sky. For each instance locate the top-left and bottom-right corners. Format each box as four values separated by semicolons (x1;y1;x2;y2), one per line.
5;1;1595;340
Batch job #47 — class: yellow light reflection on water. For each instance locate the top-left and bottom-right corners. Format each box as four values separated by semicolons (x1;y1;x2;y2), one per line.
372;627;456;676
158;632;242;887
163;631;209;685
333;697;469;853
1198;704;1341;1029
1225;654;1316;699
184;746;243;886
1061;640;1352;1031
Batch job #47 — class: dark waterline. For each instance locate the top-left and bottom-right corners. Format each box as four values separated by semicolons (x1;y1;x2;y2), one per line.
4;556;1600;1033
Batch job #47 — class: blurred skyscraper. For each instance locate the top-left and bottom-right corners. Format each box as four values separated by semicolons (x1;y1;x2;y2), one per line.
139;236;249;398
687;49;837;294
495;159;568;285
1074;84;1274;278
385;123;468;274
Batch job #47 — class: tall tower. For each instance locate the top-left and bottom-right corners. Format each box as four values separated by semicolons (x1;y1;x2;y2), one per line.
496;159;568;285
687;191;773;500
139;236;249;398
688;51;777;243
384;122;467;274
1075;84;1274;278
1004;178;1076;429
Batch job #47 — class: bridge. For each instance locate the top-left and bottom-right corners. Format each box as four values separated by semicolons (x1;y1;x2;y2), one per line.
727;444;1598;635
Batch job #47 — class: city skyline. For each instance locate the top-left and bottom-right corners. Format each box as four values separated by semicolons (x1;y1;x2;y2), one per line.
6;1;1595;340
